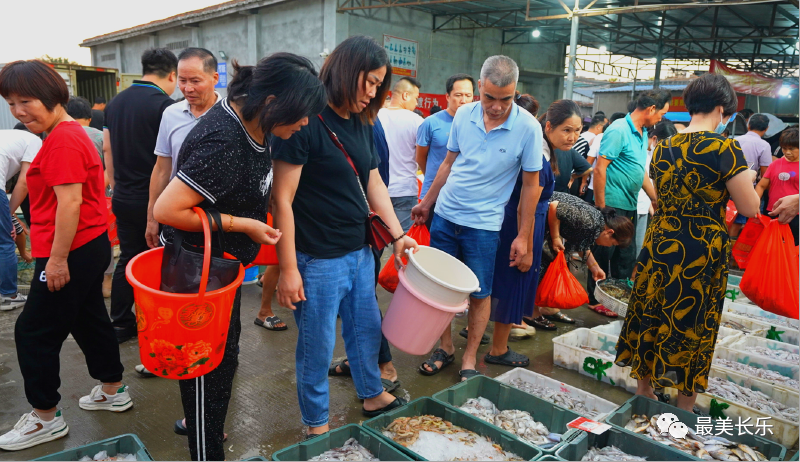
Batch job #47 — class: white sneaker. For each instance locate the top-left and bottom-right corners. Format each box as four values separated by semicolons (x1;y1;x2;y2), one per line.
79;385;133;412
0;293;26;311
0;410;69;451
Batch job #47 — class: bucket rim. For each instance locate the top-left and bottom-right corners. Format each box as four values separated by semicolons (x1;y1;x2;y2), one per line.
126;247;245;300
397;268;468;313
406;245;480;294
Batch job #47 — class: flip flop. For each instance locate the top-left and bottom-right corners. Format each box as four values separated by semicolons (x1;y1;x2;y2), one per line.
459;369;482;382
381;378;401;393
328;359;351;377
524;316;557;331
544;312;576;324
459;328;489;345
254;316;288;331
484;348;530;367
419;348;455;376
134;364;156;378
588;304;619;318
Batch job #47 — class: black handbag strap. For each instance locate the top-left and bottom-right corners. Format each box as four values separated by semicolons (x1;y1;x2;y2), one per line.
317;114;371;217
665;137;725;228
169;208;228;262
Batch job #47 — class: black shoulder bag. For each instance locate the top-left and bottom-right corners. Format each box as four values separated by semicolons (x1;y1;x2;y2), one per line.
665;137;725;228
160;208;241;294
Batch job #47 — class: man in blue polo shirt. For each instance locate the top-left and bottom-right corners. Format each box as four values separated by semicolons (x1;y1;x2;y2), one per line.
593;89;670;284
411;55;543;382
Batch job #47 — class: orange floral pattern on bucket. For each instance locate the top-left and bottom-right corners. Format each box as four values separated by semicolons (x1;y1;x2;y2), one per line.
149;339;213;377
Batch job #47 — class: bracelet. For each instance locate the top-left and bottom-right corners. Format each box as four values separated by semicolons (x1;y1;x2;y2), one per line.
226;214;234;233
391;232;406;244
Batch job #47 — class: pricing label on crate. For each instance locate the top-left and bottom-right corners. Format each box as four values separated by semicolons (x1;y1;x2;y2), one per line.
567;417;611;434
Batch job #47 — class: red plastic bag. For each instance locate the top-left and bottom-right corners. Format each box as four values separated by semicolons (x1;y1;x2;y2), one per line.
378;224;430;293
535;251;589;309
732;216;768;269
107;196;119;247
740;219;799;320
725;200;737;227
251;213;279;266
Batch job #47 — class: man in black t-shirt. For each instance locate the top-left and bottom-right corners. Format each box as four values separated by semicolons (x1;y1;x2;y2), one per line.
104;48;177;342
90;97;106;131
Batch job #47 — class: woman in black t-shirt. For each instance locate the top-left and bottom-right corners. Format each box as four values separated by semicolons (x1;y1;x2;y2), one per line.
272;36;418;437
153;54;326;462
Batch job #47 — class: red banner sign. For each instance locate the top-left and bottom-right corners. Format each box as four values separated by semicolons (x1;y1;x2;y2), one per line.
709;60;783;98
669;95;746;112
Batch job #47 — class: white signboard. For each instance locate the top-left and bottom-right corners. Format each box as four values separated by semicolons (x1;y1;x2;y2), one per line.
383;35;418;78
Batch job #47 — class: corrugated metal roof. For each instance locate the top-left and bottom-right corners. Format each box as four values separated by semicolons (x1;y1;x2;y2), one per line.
593;84;687;93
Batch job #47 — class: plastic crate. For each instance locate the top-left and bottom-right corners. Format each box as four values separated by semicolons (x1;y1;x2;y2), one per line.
33;434;153;461
606;395;787;461
724;301;800;330
432;375;583;453
494;368;619;421
664;367;799;448
552;328;638;393
721;312;799;345
713;346;799;391
591;323;742;348
728;331;800;358
243;457;269;461
725;275;752;305
361;397;542;461
535;455;563;461
589;320;623;337
554;426;694;461
723;336;800;383
271;424;412;461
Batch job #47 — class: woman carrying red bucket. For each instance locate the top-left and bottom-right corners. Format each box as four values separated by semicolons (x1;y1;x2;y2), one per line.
152;54;327;461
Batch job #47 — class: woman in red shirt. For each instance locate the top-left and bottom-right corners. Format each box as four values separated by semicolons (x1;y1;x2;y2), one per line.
0;61;131;452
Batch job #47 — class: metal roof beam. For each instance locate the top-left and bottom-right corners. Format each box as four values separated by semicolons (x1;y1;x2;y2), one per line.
526;0;789;21
337;0;479;12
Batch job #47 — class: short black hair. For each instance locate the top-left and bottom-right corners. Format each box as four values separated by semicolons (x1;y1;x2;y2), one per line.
594;111;606;117
748;113;769;132
66;96;93;120
398;76;421;90
94;96;106;105
0;60;69;111
650;118;677;141
740;108;755;120
429;106;442;115
589;114;606;128
178;47;218;74
683;73;737;117
627;100;637;113
445;73;476;95
141;48;178;78
634;89;672;111
780;127;798;150
610;112;626;123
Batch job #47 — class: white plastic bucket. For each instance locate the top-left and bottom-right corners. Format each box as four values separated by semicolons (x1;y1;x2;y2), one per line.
404;246;480;307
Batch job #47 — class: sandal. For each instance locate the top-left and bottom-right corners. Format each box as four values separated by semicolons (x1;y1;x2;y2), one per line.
484;348;530;367
588;304;619;318
256;273;264;288
419;348;455;376
328;359;351;377
544;312;576;324
134;364;156;378
362;397;407;417
524;316;557;331
459;369;482;382
254;316;288;331
459;328;489;345
381;378;401;393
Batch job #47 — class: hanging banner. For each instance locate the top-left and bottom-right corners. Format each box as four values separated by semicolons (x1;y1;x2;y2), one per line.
669;94;746;113
384;35;418;78
215;62;227;89
415;93;446;117
709;60;782;98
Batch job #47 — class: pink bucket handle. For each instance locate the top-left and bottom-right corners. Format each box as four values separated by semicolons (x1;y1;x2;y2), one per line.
192;207;212;302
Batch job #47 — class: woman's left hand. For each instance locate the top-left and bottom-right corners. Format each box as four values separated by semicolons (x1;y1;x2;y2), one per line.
393;235;419;270
590;265;606;281
45;257;70;292
516;251;534;272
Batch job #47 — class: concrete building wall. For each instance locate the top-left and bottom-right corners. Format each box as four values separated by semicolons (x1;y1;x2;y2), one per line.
594;89;683;116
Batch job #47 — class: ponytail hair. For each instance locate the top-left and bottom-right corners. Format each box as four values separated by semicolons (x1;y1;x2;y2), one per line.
597;206;634;247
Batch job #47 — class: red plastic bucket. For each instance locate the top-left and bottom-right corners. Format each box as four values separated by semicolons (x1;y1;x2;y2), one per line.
126;207;244;380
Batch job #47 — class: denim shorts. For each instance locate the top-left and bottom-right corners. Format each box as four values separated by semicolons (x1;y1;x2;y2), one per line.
429;213;500;299
734;213;749;225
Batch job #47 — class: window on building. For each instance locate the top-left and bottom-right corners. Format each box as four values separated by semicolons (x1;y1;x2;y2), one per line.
101;53;116;62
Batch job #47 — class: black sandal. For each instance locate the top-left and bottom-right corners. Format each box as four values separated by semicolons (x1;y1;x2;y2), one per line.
328;359;351;377
254;316;288;331
381;378;401;393
484;348;530;367
419;348;455;376
524;316;558;331
459;328;490;345
544;312;576;324
362;397;407;417
459;369;482;382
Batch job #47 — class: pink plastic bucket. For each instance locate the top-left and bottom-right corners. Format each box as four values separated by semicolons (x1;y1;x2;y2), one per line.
382;268;467;355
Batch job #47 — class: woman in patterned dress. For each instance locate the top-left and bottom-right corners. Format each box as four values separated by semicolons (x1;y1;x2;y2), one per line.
615;73;760;412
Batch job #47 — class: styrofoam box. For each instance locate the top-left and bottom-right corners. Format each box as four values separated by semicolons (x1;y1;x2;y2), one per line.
724;300;800;330
551;328;639;394
721;311;799;345
494;367;619;422
591;322;743;348
667;367;799;448
713;346;799;392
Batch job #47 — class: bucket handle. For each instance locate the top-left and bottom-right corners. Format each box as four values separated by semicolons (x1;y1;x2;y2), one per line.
193;206;212;302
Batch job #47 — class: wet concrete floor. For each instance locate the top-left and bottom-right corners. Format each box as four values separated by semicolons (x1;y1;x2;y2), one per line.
0;262;633;461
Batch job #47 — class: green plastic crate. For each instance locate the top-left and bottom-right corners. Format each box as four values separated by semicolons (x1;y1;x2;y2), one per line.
33;434;153;461
362;397;542;461
243;457;269;461
432;375;582;453
271;424;412;461
535;456;563;461
605;395;787;461
554;426;694;461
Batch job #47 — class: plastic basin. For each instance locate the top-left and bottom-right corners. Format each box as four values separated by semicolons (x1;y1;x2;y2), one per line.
554;426;694;461
34;434;153;461
271;424;412;461
382;268;466;355
362;397;542;461
405;245;479;306
432;375;583;454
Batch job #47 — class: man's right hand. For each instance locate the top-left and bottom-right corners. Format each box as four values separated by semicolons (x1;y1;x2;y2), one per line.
277;268;305;310
411;202;430;226
145;219;160;249
769;194;800;224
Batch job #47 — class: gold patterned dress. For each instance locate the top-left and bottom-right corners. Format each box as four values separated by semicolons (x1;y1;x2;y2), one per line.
615;131;748;395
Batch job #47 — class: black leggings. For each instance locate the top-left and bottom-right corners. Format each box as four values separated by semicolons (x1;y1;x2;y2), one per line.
110;198;149;329
15;233;122;410
179;289;241;461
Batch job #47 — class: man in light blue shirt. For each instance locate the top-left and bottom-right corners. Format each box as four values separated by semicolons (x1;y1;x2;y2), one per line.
411;55;543;381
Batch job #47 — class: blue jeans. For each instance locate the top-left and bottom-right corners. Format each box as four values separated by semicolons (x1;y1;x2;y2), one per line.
429;213;500;299
0;194;18;296
391;196;417;233
293;246;383;427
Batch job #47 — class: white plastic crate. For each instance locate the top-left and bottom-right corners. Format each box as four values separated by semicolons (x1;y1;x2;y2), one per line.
721;312;798;345
591;322;742;348
726;274;753;305
493;367;619;422
589;320;623;337
551;328;638;394
724;301;800;330
713;346;799;392
726;336;800;379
